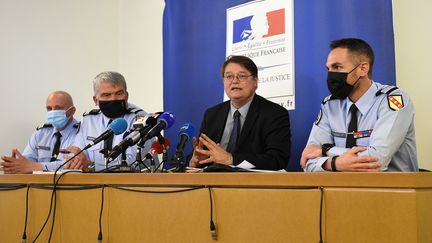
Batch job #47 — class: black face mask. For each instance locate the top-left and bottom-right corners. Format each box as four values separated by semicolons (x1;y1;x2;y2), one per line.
327;64;361;99
99;100;127;118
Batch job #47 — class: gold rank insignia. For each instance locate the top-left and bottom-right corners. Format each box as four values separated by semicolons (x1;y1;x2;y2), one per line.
387;95;404;111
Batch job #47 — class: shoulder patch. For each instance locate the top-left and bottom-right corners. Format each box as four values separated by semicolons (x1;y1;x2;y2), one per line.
322;95;336;105
83;109;100;116
376;86;399;96
36;123;52;131
387;95;404;111
127;107;143;114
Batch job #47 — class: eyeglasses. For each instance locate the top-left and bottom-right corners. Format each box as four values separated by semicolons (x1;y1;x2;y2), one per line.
223;74;253;83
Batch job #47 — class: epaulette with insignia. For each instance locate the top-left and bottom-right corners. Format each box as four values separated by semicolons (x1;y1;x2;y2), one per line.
127;107;143;114
36;123;52;131
73;122;81;133
322;95;336;104
375;86;399;96
83;109;100;116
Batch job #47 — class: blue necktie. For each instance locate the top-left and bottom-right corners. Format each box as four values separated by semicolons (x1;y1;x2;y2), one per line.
226;110;241;153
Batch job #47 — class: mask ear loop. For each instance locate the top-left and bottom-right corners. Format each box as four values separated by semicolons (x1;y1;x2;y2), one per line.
64;106;74;121
348;63;363;87
348;62;362;73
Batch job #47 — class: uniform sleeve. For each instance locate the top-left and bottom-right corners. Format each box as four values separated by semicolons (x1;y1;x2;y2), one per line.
304;105;339;172
357;92;414;170
40;161;65;171
72;119;91;160
22;132;40;162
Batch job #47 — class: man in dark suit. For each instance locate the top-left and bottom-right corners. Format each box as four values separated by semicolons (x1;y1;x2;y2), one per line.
191;55;291;170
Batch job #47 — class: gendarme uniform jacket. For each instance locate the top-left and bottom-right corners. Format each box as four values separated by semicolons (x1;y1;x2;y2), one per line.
74;103;154;171
305;81;418;172
23;118;79;171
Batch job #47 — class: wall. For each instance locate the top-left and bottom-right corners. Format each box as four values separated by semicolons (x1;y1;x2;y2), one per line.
0;0;164;156
118;0;164;112
393;0;432;170
0;0;429;169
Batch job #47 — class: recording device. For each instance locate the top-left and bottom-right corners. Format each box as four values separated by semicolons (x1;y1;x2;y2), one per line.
141;137;171;173
83;118;128;150
171;123;195;172
175;123;195;153
138;112;175;146
145;137;171;159
107;115;158;162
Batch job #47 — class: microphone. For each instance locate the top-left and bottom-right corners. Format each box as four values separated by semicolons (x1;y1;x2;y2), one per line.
120;130;131;162
143;137;171;173
107;116;158;162
139;112;175;144
145;137;171;160
83;118;128;150
171;123;194;172
175;123;195;153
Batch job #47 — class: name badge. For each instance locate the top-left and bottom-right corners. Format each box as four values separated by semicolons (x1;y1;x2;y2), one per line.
37;145;50;150
331;131;347;138
86;136;96;141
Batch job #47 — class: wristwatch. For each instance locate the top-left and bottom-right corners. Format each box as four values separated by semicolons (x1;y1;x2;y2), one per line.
321;143;335;156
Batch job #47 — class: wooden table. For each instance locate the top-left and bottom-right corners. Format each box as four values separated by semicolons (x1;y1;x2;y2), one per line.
0;172;431;243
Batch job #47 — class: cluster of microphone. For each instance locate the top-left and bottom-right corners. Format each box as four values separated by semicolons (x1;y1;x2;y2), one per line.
81;111;194;171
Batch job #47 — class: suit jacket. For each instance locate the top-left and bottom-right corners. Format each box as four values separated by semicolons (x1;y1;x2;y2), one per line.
200;94;291;170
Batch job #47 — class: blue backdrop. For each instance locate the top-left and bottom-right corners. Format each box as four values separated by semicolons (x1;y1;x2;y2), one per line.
162;0;395;171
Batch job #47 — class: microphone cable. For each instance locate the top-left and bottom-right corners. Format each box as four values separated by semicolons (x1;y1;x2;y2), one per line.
32;149;86;243
208;187;217;241
205;185;324;243
318;186;324;243
47;170;83;243
0;184;28;242
22;185;30;243
97;185;105;243
98;185;203;240
27;182;102;243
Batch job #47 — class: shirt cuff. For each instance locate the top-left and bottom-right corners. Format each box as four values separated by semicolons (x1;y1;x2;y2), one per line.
304;157;328;172
40;161;63;171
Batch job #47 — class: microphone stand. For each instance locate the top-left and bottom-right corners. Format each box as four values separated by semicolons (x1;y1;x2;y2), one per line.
171;150;186;172
118;151;132;172
135;143;152;173
103;137;110;170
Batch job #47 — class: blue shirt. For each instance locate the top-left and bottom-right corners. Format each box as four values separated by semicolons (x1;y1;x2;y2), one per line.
305;82;418;172
74;103;155;171
22;118;79;171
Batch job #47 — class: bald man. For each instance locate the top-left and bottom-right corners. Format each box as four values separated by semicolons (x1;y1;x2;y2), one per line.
0;91;79;173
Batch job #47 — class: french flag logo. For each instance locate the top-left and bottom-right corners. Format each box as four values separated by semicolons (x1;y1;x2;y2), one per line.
233;8;285;43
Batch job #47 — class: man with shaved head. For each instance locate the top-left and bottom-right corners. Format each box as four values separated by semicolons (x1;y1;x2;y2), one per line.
0;91;79;173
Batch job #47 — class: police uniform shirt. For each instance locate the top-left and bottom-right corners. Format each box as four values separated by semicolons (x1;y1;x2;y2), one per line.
305;81;418;172
74;102;154;171
22;118;79;171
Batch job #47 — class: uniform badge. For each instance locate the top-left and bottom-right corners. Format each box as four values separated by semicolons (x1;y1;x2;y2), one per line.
387;95;404;111
353;129;373;139
36;145;50;150
315;109;323;125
